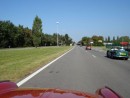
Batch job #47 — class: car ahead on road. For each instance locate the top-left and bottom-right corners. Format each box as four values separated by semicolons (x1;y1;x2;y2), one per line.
106;47;129;60
86;45;91;50
0;81;123;98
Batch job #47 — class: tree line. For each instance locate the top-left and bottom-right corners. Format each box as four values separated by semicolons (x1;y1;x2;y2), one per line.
0;16;73;48
81;35;130;46
104;36;130;46
81;35;104;46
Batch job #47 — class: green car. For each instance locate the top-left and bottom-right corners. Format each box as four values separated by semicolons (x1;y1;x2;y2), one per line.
106;47;129;60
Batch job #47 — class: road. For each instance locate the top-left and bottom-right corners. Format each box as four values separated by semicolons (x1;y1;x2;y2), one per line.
20;46;130;98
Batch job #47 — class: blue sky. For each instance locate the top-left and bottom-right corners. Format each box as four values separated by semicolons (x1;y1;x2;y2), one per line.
0;0;130;41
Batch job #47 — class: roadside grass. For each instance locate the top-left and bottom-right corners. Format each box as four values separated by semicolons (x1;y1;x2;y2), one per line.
0;46;72;82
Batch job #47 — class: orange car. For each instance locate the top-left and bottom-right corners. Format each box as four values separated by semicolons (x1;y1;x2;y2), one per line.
0;81;123;98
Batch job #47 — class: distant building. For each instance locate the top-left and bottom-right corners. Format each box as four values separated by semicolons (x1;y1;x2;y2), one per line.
104;42;113;48
103;42;113;46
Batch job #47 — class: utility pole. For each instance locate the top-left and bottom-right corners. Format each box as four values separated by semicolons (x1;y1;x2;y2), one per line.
56;22;59;46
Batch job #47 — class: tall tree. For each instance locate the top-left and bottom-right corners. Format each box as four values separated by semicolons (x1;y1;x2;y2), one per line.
112;36;115;42
64;34;72;46
104;37;108;42
32;15;43;47
112;36;116;45
108;36;111;42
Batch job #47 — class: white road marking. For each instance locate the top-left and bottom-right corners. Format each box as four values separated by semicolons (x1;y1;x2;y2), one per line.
17;47;74;87
92;55;96;58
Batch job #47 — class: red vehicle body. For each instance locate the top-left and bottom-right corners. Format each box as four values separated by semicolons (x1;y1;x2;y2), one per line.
86;46;91;50
0;81;123;98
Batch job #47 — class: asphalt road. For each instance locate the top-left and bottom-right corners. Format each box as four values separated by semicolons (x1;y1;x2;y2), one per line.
20;46;130;98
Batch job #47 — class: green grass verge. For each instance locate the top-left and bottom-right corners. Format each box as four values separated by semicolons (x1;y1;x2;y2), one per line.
0;46;72;82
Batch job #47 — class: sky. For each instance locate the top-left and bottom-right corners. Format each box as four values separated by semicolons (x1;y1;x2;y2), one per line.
0;0;130;42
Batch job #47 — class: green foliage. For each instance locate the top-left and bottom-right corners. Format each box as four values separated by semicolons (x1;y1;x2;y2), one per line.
32;35;40;47
41;33;73;46
0;21;15;48
32;16;42;47
64;34;72;46
107;36;111;42
81;37;91;45
111;36;130;46
0;21;33;48
119;36;129;42
91;35;104;46
0;18;73;48
81;35;130;47
32;16;42;34
81;35;104;46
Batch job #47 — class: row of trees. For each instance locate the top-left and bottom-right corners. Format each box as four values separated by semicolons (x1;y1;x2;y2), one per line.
104;36;130;46
81;35;104;46
81;35;130;46
0;16;73;48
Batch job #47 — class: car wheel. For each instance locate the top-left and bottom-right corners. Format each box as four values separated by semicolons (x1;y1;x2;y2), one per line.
106;52;109;58
124;58;128;60
110;53;114;59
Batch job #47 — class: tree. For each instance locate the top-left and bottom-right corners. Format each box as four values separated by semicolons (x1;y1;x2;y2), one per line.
81;37;91;45
112;36;116;45
104;37;108;42
112;36;115;42
91;35;104;46
23;27;33;46
15;25;25;47
32;15;43;47
0;20;34;48
92;35;98;46
107;36;111;42
81;35;104;46
64;34;72;46
0;21;16;48
98;36;104;46
119;36;129;42
0;19;73;48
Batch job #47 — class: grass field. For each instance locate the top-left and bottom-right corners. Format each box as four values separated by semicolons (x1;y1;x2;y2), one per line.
0;46;72;82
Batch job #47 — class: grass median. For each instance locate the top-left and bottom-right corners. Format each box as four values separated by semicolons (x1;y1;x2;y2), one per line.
0;46;72;82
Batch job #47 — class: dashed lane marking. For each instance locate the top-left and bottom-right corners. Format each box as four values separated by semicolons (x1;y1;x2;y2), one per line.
92;55;96;58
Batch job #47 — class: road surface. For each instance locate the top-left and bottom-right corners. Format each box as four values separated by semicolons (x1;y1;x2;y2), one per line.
20;46;130;98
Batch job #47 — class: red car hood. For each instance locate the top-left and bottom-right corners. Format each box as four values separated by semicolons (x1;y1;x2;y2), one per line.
0;88;100;98
0;81;123;98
